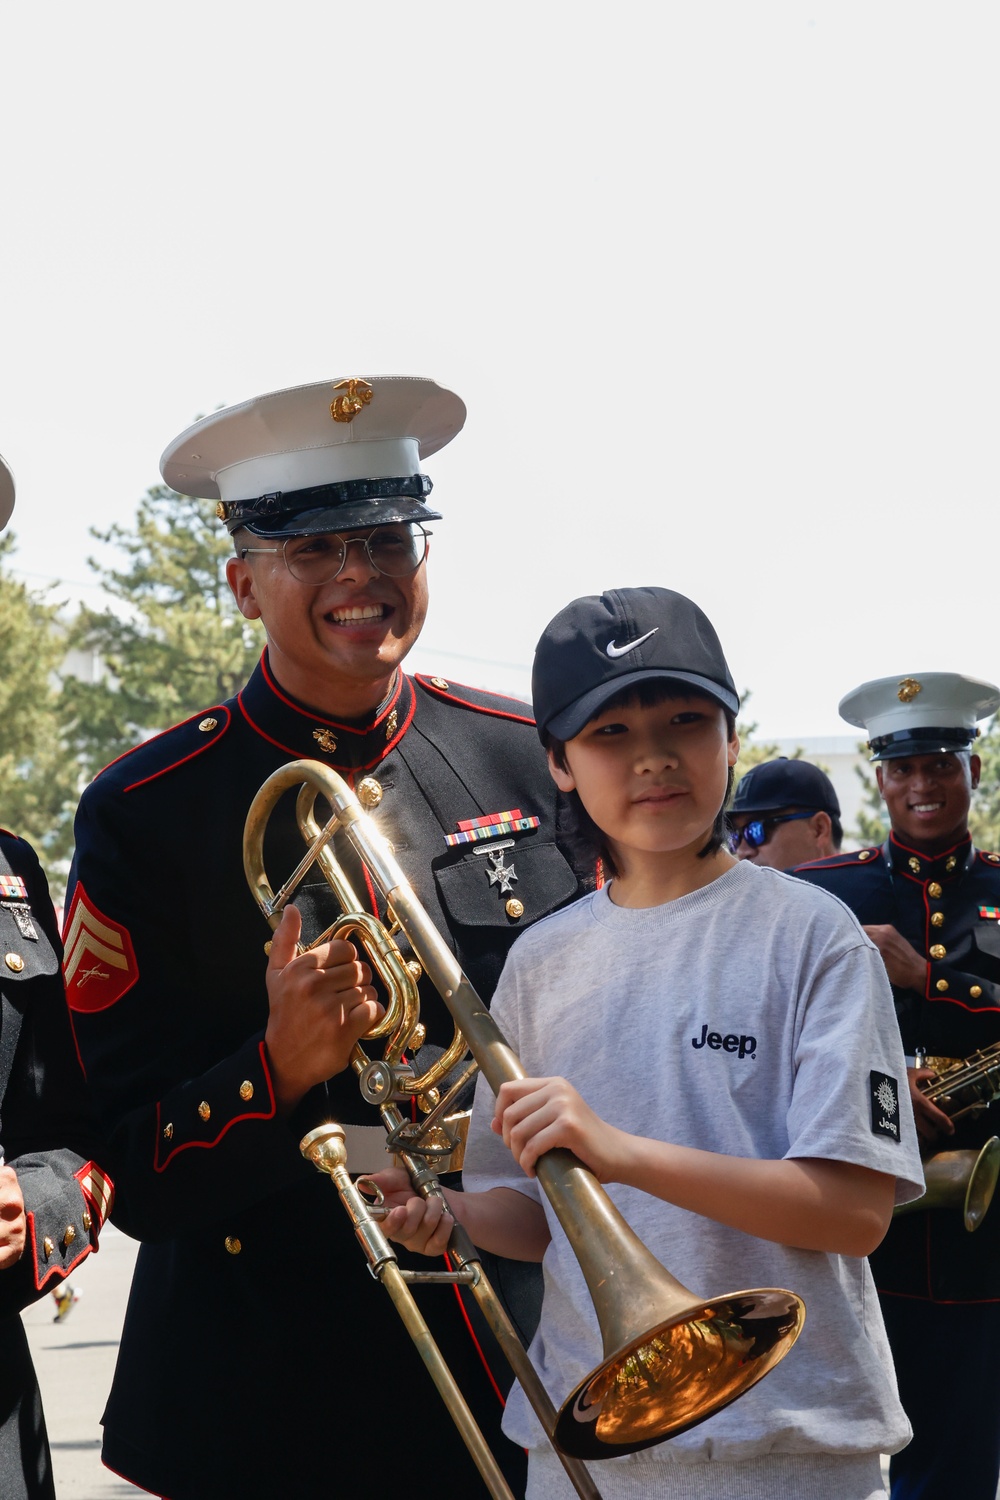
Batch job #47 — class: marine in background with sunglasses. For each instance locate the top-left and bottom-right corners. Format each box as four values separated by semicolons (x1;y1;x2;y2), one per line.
728;757;842;868
792;673;1000;1500
64;378;583;1500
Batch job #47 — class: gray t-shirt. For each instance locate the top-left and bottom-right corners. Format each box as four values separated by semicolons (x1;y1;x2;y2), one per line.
464;860;924;1475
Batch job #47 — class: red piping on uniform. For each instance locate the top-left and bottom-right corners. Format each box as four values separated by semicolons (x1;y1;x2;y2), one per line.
109;708;232;792
26;1210;93;1291
261;649;404;734
415;675;535;726
444;1252;506;1408
101;1457;167;1497
154;1042;277;1172
238;693;415;772
794;849;881;871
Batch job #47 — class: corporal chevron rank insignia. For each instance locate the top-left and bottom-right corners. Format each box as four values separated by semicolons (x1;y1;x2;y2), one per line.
63;884;138;1012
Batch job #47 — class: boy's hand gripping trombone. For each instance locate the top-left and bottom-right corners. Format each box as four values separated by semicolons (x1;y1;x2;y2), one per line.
244;760;806;1498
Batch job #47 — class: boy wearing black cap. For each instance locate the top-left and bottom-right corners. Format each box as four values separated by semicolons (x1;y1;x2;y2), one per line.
378;587;926;1500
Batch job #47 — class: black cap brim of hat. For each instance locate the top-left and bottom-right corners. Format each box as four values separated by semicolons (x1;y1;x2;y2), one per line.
871;732;977;763
545;668;740;741
240;495;442;538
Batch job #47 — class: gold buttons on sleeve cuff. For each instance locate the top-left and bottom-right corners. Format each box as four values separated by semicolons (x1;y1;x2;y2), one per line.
224;1236;242;1255
928;882;943;898
198;1101;211;1121
63;1225;76;1248
505;898;525;919
929;944;946;959
971;985;983;999
82;1211;92;1231
43;1237;54;1259
239;1081;254;1101
936;979;949;993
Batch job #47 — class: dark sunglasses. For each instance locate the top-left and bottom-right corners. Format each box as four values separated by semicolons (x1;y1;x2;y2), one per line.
728;810;816;853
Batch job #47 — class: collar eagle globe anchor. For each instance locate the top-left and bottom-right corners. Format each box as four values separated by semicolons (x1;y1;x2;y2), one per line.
242;760;806;1496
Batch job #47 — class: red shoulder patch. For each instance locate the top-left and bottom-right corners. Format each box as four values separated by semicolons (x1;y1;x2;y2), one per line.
63;884;138;1012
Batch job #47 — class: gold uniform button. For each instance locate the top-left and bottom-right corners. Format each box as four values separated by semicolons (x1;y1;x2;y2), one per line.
239;1081;254;1102
971;985;983;999
908;857;921;874
936;979;949;993
430;677;449;690
990;855;1000;865
929;944;946;959
4;953;24;972
163;1123;174;1140
43;1237;54;1259
357;777;383;810
63;1225;76;1248
198;717;218;732
858;850;873;861
945;856;957;873
931;911;944;927
198;1101;211;1121
928;882;943;899
82;1211;92;1232
224;1236;242;1255
505;898;525;920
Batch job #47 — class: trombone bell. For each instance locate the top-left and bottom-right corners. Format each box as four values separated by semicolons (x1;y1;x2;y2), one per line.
556;1289;805;1456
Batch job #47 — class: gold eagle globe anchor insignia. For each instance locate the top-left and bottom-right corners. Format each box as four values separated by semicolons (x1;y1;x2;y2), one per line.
330;377;374;423
897;677;923;703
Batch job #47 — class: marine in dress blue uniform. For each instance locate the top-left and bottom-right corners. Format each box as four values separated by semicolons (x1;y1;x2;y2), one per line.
793;672;1000;1500
65;380;583;1499
0;456;113;1500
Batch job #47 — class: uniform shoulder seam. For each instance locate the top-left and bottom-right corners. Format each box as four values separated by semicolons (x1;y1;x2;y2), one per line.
413;673;535;725
87;706;232;793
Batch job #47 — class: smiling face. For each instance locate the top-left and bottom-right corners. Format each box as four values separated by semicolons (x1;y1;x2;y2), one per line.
876;750;979;853
226;524;429;718
547;691;740;882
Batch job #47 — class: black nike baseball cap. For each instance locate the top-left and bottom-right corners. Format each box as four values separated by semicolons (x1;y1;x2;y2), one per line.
532;587;739;742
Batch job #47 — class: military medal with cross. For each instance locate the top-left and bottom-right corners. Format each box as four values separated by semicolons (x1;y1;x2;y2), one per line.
0;874;38;940
477;840;518;893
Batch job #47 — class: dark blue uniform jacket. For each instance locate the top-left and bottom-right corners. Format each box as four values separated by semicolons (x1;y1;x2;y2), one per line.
0;832;110;1500
794;832;1000;1302
66;654;583;1500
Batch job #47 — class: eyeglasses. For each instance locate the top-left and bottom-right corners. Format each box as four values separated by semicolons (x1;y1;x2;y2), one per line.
727;810;816;853
240;523;431;587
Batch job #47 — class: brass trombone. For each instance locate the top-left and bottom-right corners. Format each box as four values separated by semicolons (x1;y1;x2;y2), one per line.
244;760;805;1496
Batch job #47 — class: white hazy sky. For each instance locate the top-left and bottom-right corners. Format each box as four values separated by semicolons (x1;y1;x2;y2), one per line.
1;3;996;737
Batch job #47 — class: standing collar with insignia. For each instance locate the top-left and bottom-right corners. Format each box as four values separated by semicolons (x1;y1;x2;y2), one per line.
237;651;415;773
884;831;975;884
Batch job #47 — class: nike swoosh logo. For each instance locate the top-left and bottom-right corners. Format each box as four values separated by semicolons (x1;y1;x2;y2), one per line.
606;628;658;658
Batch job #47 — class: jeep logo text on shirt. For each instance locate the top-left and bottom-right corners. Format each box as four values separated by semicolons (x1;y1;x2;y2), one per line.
691;1025;757;1059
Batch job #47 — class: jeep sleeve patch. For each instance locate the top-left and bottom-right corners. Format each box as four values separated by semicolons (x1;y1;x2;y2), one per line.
869;1070;901;1141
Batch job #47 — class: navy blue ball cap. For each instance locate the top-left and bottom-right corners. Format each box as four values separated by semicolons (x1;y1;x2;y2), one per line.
532;587;739;742
731;758;840;819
